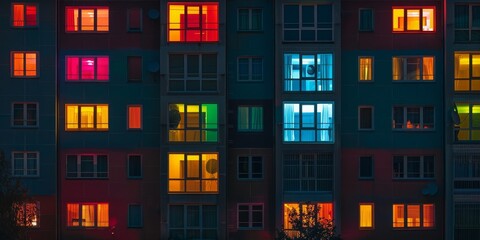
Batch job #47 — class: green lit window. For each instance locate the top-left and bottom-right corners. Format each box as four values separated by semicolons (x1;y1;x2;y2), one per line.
454;103;480;141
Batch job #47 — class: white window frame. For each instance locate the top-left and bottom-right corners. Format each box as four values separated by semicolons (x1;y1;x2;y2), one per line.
12;151;39;177
12;102;38;127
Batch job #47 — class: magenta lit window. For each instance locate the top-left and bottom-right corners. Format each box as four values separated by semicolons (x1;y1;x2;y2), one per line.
66;56;109;81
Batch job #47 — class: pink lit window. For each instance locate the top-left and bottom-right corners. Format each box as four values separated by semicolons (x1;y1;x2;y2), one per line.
66;7;109;32
66;56;109;81
12;3;37;27
168;3;219;42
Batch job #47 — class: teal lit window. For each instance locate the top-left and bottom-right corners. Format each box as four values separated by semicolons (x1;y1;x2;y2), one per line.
283;102;333;142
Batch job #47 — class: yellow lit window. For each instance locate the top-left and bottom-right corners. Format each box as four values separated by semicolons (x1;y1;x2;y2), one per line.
66;7;109;32
359;203;373;228
392;56;434;81
128;105;142;129
393;8;435;32
12;52;38;77
454;53;480;91
66;104;109;130
359;57;373;81
67;203;109;227
168;153;218;193
168;103;218;142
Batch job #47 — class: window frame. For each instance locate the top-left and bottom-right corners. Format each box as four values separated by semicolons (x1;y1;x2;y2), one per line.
237;8;263;31
167;3;219;43
237;156;263;180
392;106;435;130
237;106;264;132
65;104;109;131
127;105;143;130
11;3;38;28
283;153;333;192
454;103;480;141
392;155;435;179
358;106;374;130
65;56;110;81
168;153;219;193
359;203;374;229
392;56;435;81
12;102;39;128
168;53;218;92
65;6;109;33
168;103;218;142
283;102;334;143
127;8;143;32
454;4;480;42
237;57;264;82
128;204;143;228
11;51;39;78
283;4;333;42
237;203;264;229
392;7;436;33
358;8;374;32
284;53;334;92
12;151;40;177
454;53;480;92
169;205;217;238
359;156;374;180
66;203;109;228
127;56;143;82
66;154;108;179
358;56;374;82
127;154;143;179
392;203;435;228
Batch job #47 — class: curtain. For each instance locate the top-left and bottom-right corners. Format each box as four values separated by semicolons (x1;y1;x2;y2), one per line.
284;54;299;91
82;205;95;227
66;57;79;80
251;107;263;130
284;104;296;141
392;57;403;80
317;54;333;91
25;6;37;26
67;204;79;226
97;204;109;227
422;57;434;80
317;104;333;142
13;4;24;27
96;57;109;80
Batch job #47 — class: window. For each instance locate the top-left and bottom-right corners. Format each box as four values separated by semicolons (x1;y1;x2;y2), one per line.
12;103;38;127
12;3;37;27
238;156;263;179
67;203;109;227
393;155;435;179
168;103;218;142
359;106;373;130
66;7;109;32
238;204;263;229
284;153;333;192
283;4;333;42
128;155;142;178
12;152;39;177
66;56;109;81
359;203;374;228
359;156;373;179
392;7;435;32
455;103;480;141
455;203;480;240
238;106;263;131
238;57;263;81
128;204;142;228
283;102;334;142
238;8;262;31
455;4;480;42
454;53;480;91
65;104;109;130
392;56;434;81
359;9;374;31
283;203;333;231
454;152;480;190
392;106;434;129
168;153;218;193
16;202;39;227
167;3;219;42
11;52;38;77
359;57;373;81
66;155;108;178
127;56;142;82
392;204;434;228
128;105;142;129
127;8;142;32
169;205;217;239
169;54;217;92
284;53;333;91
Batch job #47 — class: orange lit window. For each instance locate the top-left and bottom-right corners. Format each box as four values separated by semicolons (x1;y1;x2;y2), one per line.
11;52;38;77
66;7;109;32
16;202;39;227
67;203;109;227
168;3;219;42
393;203;434;228
12;3;37;27
168;153;218;193
128;105;142;129
283;203;333;230
66;56;109;81
359;203;374;228
359;57;373;81
65;104;109;130
393;7;435;32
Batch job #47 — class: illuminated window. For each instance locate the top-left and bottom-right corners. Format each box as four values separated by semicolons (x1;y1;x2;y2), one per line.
12;152;39;177
454;152;480;190
128;105;142;129
16;202;39;227
393;106;434;130
66;7;109;32
128;56;142;82
12;103;38;127
359;156;373;179
238;204;263;229
128;155;142;178
392;56;434;81
67;203;109;227
284;53;333;91
168;153;218;193
167;3;219;42
359;9;374;31
454;103;480;141
169;205;217;239
284;153;333;192
66;56;109;81
393;204;434;228
11;52;38;77
455;4;480;42
283;203;333;234
66;154;108;178
12;3;37;27
359;57;373;81
65;104;109;130
359;203;374;228
454;53;480;91
393;156;435;179
238;106;263;131
127;8;142;32
359;106;373;130
238;8;262;31
128;204;143;228
283;102;334;142
168;103;218;142
238;156;263;179
169;54;217;92
238;57;263;81
392;7;435;32
283;4;333;42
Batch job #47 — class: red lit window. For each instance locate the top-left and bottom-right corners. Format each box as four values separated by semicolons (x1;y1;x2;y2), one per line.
66;7;109;32
11;52;38;77
12;3;37;27
66;56;109;81
392;7;435;32
168;3;219;42
128;105;142;129
67;203;109;227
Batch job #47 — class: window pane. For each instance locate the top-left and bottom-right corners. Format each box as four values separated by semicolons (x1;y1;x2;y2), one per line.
359;107;373;129
360;204;373;227
128;155;142;177
359;156;373;178
393;204;404;227
423;204;435;227
128;106;142;129
407;205;420;227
